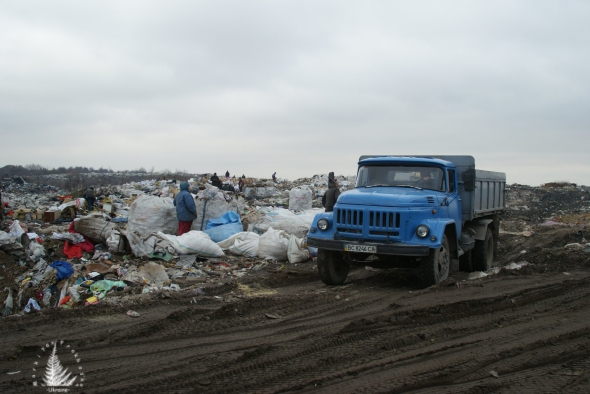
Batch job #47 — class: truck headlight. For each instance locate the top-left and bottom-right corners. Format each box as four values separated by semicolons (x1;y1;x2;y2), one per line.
416;224;429;238
317;219;329;231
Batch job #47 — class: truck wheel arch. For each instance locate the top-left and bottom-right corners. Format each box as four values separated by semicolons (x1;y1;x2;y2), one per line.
444;224;459;259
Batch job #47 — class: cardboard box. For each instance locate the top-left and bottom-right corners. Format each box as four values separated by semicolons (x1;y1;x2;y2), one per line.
43;210;61;223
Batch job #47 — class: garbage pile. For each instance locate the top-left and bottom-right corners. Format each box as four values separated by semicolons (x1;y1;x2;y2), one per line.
0;173;354;317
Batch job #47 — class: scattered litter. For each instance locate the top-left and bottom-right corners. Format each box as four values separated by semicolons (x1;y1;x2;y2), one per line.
127;310;140;317
489;370;499;378
265;313;280;319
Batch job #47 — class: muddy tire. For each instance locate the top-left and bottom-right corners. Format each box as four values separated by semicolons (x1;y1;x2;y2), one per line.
420;235;450;286
317;249;349;285
459;249;473;272
472;228;494;271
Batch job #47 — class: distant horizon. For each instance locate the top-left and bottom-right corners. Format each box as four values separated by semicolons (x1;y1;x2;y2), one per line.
1;162;586;188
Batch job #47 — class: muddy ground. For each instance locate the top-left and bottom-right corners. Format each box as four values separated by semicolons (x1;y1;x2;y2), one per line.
1;184;590;393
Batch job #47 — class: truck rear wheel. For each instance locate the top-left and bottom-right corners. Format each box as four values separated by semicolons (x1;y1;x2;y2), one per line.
472;228;494;271
420;235;450;286
317;249;349;285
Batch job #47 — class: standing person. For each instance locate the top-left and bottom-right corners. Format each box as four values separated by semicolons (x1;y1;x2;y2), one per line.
173;182;197;236
272;172;277;183
210;173;221;188
0;184;4;220
225;170;230;180
322;180;341;212
238;178;244;192
85;186;96;211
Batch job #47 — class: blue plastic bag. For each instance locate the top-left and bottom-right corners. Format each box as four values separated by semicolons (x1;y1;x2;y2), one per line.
50;261;74;281
205;211;240;230
204;222;243;243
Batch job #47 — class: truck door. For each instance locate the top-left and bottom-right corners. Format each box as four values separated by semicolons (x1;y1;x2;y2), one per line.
447;169;462;240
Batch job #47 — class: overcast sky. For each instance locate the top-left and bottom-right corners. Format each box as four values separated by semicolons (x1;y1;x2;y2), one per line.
1;1;589;185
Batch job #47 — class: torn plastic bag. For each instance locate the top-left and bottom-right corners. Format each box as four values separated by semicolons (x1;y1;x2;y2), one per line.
90;280;128;299
8;220;25;240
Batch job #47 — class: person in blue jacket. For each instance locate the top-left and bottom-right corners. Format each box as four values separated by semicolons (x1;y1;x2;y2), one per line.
173;182;197;235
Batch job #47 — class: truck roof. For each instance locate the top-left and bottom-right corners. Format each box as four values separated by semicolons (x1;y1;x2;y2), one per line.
358;155;475;168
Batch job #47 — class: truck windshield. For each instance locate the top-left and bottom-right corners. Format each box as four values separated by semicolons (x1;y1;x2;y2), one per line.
356;165;445;191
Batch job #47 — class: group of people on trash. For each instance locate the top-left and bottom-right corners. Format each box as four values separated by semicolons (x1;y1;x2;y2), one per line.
173;172;341;236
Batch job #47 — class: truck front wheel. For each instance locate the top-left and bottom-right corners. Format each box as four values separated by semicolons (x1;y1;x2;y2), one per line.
317;249;350;285
472;228;494;271
420;235;450;286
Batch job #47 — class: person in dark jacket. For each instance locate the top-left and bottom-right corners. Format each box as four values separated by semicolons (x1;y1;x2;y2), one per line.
173;182;197;236
225;170;230;180
85;187;96;211
322;180;340;212
210;173;221;188
0;184;4;220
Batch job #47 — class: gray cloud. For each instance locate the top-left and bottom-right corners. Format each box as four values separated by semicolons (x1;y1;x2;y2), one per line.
1;1;589;185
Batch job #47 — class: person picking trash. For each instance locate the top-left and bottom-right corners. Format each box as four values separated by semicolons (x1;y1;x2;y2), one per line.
173;181;197;235
85;186;96;211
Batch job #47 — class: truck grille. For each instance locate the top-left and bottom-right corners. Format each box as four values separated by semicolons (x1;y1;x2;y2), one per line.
335;208;402;239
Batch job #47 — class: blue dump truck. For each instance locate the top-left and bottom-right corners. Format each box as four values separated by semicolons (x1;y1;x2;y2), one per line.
307;155;506;286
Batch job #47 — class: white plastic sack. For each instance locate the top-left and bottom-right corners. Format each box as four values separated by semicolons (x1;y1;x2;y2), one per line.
57;198;86;212
258;227;289;261
158;231;224;257
8;220;25;239
249;208;322;238
287;235;310;264
0;231;12;245
107;230;125;253
218;232;260;258
128;195;178;235
289;186;313;211
123;231;176;258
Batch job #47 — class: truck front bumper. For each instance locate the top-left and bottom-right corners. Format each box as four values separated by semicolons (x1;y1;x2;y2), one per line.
307;237;430;257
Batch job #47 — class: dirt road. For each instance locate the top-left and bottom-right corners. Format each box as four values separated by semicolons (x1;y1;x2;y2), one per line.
2;261;590;393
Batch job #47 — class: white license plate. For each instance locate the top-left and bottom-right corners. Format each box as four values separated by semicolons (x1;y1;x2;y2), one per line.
344;244;377;253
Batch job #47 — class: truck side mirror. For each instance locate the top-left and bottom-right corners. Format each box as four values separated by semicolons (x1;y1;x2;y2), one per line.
462;169;475;191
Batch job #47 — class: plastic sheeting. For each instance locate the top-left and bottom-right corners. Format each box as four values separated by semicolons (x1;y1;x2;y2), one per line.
203;211;243;242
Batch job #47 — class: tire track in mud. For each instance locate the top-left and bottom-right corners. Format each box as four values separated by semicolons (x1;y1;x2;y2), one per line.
81;276;590;393
3;274;590;393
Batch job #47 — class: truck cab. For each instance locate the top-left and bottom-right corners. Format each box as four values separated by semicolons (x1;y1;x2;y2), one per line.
307;156;506;286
